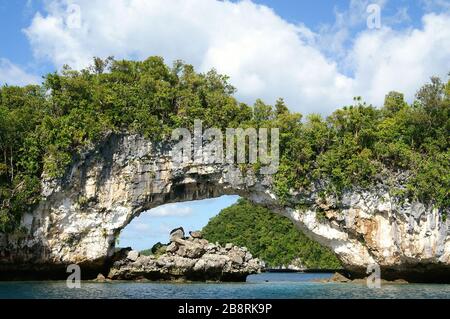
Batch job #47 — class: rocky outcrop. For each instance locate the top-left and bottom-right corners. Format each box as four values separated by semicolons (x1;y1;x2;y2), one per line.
170;227;185;242
0;133;449;282
287;192;450;282
107;229;263;281
324;272;409;284
328;272;351;283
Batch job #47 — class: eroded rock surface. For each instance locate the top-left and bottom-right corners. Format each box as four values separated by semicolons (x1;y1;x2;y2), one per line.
107;230;263;281
0;134;448;282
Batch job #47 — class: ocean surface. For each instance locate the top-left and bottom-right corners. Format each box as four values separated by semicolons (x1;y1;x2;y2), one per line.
1;273;450;299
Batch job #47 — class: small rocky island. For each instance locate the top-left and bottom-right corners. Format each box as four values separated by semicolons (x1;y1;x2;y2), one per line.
106;228;264;282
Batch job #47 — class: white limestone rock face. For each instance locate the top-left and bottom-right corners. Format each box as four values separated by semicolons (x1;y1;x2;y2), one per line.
0;133;448;282
281;191;450;280
127;251;140;262
108;232;263;281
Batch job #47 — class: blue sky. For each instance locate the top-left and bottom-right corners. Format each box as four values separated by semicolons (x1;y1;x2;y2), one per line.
0;1;45;74
1;0;449;249
120;196;239;251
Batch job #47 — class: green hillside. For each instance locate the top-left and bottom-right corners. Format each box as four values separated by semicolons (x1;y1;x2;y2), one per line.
202;199;342;269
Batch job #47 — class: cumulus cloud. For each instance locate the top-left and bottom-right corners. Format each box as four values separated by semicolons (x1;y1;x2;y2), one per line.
24;0;450;114
132;223;151;232
317;0;388;59
0;58;40;86
149;204;194;217
348;13;450;105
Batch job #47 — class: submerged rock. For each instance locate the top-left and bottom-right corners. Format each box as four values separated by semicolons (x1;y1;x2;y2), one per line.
93;273;112;282
94;273;106;282
322;272;411;285
328;272;351;283
108;229;263;281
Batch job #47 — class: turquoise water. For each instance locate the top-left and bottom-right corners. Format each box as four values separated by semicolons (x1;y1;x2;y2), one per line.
1;273;450;299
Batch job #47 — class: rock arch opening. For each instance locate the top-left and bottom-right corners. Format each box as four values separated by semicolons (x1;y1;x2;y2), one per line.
109;195;341;281
1;134;448;282
116;195;340;274
117;196;239;253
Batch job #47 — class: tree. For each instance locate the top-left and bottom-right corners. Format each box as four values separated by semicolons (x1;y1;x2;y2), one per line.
275;98;289;115
383;91;407;115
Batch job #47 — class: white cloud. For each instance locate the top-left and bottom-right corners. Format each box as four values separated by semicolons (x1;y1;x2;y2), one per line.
0;58;40;86
24;0;450;114
348;13;450;105
132;223;151;231
149;204;194;217
318;0;388;57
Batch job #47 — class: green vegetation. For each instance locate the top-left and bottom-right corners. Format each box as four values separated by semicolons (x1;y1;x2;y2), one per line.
0;56;448;233
202;199;341;268
140;242;166;257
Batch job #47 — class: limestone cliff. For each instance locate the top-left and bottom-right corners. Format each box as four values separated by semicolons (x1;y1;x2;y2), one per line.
0;133;449;282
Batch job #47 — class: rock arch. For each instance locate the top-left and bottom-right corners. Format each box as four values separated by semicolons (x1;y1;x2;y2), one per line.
1;134;449;282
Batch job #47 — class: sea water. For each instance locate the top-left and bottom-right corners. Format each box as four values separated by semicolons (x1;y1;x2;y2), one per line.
1;273;449;299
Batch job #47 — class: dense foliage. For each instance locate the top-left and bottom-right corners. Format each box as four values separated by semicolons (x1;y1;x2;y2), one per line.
0;56;448;233
202;199;341;268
